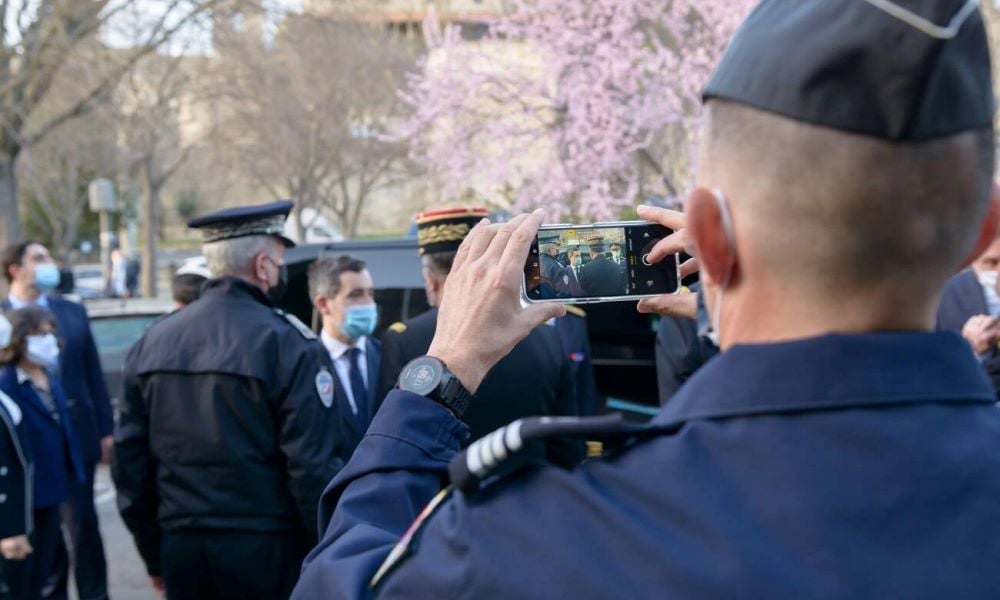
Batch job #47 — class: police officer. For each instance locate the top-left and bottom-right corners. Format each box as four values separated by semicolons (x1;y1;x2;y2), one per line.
295;1;1000;597
379;207;583;457
114;201;347;600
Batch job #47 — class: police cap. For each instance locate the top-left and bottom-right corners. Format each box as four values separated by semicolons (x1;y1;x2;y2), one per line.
188;200;296;248
415;207;489;255
704;0;993;140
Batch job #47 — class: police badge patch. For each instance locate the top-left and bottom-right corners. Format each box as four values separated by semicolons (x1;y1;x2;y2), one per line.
316;369;335;408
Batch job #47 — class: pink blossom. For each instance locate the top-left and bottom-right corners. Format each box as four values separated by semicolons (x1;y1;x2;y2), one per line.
394;0;757;221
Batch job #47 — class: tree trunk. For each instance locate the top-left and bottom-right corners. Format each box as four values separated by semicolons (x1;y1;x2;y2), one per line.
141;161;159;298
0;155;22;248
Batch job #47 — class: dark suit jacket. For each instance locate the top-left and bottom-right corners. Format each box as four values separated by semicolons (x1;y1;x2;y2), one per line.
329;336;382;450
936;269;988;333
379;308;583;465
0;365;85;509
2;295;112;463
579;256;626;297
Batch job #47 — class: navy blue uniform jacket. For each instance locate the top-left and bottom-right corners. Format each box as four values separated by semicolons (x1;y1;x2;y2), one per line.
0;365;85;510
294;332;1000;599
0;391;32;538
113;278;349;575
1;296;113;463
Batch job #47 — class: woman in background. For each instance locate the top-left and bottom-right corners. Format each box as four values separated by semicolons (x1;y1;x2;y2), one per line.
0;308;84;600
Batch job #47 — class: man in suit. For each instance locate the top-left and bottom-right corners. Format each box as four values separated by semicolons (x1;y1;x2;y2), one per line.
380;207;583;463
579;241;626;297
308;255;382;448
563;248;585;297
937;238;1000;332
1;241;110;600
609;242;625;266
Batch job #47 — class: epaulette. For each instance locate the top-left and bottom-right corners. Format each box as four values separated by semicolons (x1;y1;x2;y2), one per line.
273;308;317;340
388;322;407;334
448;414;669;494
565;305;586;318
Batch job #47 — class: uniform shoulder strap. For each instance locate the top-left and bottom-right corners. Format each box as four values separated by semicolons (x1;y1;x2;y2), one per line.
448;414;673;494
273;308;318;340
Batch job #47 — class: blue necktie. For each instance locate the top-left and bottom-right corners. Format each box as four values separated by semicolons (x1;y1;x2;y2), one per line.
347;347;368;423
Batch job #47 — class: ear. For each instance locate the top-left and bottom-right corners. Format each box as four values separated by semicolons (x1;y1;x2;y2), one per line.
960;184;1000;270
314;295;330;316
685;187;738;287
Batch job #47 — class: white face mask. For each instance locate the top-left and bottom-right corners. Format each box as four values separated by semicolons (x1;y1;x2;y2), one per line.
26;333;60;368
0;315;11;349
977;269;999;291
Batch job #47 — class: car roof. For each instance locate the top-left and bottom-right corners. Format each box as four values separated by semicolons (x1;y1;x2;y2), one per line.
285;238;423;289
84;298;174;318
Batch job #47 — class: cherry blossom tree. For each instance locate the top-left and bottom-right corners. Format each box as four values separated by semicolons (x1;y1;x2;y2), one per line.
394;0;756;220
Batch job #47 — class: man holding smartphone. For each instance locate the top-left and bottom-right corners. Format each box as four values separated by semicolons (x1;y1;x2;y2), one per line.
295;0;1000;597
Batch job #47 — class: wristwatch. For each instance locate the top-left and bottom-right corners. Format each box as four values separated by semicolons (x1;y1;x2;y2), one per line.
397;355;474;418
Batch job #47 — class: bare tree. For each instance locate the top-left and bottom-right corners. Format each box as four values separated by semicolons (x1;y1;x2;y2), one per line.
213;16;417;239
18;107;118;261
116;52;205;297
0;0;231;248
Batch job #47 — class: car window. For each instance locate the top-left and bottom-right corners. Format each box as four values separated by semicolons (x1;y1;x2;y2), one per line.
90;315;161;354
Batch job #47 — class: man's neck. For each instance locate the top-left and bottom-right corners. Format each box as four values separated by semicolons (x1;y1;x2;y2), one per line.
718;285;936;349
323;325;358;347
9;283;39;304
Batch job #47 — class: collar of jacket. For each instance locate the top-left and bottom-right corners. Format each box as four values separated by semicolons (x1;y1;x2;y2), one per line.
657;331;995;426
201;276;273;308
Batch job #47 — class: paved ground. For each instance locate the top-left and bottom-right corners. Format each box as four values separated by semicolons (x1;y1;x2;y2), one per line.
92;465;158;600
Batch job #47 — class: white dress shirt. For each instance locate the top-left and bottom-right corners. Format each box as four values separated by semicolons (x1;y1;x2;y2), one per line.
7;292;48;309
320;329;368;416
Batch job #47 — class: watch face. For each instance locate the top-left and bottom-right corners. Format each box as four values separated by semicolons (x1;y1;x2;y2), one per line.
400;356;444;396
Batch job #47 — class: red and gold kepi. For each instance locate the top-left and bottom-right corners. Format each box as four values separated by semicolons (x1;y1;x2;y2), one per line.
415;207;489;255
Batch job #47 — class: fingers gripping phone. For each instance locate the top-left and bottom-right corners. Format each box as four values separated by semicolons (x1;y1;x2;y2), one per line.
522;221;680;304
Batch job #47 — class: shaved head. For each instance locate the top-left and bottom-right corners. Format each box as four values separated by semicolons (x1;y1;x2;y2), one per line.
700;101;995;299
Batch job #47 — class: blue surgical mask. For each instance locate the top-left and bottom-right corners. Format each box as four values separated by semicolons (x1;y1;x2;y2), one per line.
34;263;61;291
341;304;378;340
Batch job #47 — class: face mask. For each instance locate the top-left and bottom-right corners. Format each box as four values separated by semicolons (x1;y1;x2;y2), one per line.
34;263;61;291
341;304;378;340
0;315;11;349
612;252;621;261
701;191;736;348
978;269;999;291
572;257;582;267
26;333;60;368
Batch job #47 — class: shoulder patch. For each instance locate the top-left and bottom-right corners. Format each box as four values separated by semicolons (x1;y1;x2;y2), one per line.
273;308;317;340
315;368;335;408
371;487;453;591
565;305;586;318
388;322;407;334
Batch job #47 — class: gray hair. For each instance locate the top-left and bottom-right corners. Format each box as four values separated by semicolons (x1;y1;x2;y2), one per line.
203;235;274;278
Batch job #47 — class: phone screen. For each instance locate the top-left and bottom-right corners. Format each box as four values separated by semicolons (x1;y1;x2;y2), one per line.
523;222;679;303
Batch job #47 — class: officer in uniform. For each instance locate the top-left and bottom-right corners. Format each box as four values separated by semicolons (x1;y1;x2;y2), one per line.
551;305;600;416
380;208;583;455
113;201;347;600
295;1;1000;597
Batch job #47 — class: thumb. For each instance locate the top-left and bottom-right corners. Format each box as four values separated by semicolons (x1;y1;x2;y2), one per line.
518;302;567;332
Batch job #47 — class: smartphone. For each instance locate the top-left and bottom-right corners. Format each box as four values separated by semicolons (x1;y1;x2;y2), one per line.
522;221;680;304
